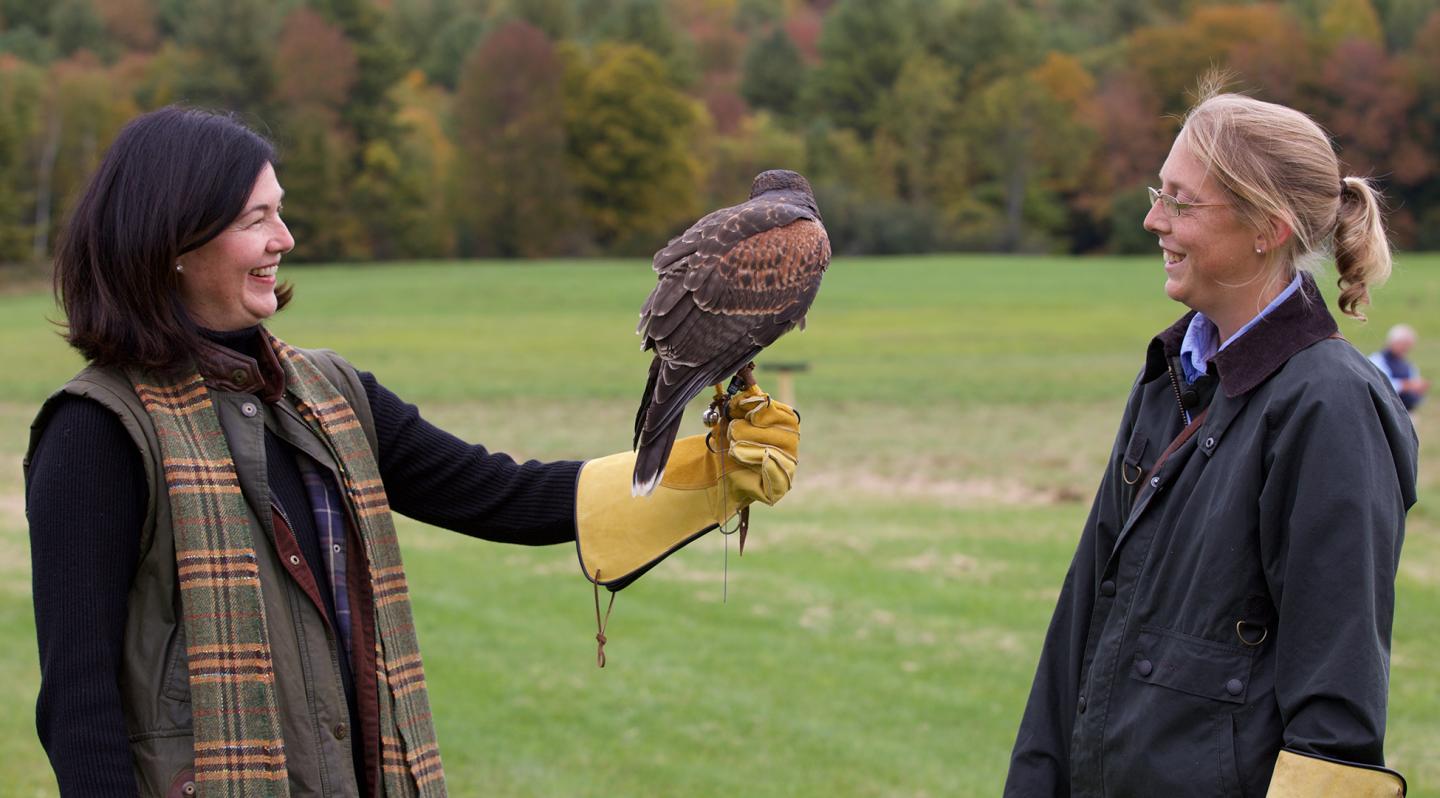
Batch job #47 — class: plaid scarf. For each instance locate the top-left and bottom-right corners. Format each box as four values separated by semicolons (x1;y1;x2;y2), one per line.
129;333;445;796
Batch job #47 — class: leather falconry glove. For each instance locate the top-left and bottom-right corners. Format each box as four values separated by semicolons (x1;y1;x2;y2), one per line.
575;383;799;593
1266;750;1405;797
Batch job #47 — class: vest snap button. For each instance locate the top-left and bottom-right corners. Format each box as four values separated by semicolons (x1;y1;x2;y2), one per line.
231;368;248;384
182;782;196;796
241;402;258;417
289;554;300;566
334;722;349;740
1149;476;1160;487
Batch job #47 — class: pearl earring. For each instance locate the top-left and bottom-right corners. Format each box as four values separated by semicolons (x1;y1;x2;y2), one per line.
175;262;184;273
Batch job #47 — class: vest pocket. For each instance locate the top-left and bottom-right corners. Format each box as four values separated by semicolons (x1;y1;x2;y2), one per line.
161;622;190;703
166;767;197;798
127;729;194;798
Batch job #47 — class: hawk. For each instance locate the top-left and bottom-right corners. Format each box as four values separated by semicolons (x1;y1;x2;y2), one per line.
632;169;831;496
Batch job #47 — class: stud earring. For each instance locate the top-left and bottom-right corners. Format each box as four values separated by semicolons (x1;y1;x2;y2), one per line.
175;262;184;273
1255;247;1263;255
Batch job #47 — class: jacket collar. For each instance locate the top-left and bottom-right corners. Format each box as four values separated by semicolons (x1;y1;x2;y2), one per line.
196;327;287;403
1143;272;1338;398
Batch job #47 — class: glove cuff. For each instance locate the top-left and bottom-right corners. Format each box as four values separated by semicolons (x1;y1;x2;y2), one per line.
575;450;736;590
1267;750;1405;797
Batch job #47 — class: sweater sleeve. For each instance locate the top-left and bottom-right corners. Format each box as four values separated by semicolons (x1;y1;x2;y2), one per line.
359;372;580;545
27;395;144;796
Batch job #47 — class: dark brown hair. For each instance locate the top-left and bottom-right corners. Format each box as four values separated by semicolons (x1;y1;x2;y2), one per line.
54;105;292;372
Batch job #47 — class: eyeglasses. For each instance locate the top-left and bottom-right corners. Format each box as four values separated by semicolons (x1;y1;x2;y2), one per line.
1148;186;1227;217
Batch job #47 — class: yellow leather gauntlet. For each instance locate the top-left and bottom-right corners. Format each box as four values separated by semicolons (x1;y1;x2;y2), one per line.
1267;750;1406;797
575;385;799;591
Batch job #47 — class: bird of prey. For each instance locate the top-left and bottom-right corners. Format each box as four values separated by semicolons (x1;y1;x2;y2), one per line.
632;169;830;496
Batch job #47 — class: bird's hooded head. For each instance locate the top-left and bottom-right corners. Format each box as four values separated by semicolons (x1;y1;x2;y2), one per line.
750;169;814;201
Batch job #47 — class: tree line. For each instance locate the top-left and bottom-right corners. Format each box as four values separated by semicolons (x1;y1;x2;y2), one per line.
1;0;1438;264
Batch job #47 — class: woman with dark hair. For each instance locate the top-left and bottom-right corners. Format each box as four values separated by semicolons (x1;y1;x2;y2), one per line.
25;106;801;797
1004;88;1418;796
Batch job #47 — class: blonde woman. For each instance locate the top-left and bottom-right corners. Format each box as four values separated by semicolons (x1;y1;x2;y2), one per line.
1005;89;1417;796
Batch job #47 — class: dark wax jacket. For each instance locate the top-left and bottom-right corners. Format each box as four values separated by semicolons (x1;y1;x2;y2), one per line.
26;335;581;797
1005;276;1418;797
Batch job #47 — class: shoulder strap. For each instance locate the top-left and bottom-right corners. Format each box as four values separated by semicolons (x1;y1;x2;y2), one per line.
1142;406;1211;486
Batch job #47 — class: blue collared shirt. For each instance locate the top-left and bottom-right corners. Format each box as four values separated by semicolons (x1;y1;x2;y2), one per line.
1180;273;1303;384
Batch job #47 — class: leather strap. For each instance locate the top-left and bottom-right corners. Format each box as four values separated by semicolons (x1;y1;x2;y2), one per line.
1141;406;1211;489
593;570;616;668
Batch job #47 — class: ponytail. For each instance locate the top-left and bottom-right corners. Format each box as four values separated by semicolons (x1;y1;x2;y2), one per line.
1333;176;1391;320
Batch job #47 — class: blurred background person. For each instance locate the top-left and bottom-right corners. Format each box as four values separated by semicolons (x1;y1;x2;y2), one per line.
1371;323;1429;412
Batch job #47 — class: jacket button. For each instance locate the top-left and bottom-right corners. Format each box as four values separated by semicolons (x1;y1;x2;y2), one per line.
231;368;248;385
241;402;258;417
289;554;301;566
1203;436;1216;449
1136;659;1153;677
1226;678;1244;696
334;722;349;740
1077;695;1087;713
1099;580;1115;597
1149;476;1160;487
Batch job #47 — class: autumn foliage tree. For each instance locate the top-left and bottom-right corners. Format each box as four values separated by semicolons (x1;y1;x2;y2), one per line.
562;43;704;252
455;20;581;257
3;0;1440;262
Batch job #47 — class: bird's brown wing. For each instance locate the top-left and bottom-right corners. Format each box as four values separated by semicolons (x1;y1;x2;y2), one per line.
634;198;830;457
639;196;827;344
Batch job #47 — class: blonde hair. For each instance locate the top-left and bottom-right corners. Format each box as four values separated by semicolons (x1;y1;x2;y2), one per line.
1178;86;1391;319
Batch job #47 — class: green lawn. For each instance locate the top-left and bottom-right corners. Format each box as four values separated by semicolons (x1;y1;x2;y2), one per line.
1;255;1437;796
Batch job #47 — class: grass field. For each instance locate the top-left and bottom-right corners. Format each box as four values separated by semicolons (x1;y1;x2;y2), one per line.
1;255;1437;796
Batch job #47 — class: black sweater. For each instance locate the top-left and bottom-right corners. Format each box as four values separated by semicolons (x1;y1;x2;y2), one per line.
27;331;581;795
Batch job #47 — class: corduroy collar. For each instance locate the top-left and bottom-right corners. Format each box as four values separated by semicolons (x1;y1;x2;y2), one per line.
196;326;287;403
1143;273;1339;398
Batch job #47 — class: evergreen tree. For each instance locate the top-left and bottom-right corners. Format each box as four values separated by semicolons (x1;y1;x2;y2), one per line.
171;0;283;119
803;0;917;136
740;28;804;116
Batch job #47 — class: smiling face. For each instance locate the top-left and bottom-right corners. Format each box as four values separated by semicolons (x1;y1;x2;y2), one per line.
177;162;294;331
1143;135;1270;334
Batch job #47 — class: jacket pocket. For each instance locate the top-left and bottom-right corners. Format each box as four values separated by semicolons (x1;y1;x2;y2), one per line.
1217;713;1243;797
1131;624;1255;703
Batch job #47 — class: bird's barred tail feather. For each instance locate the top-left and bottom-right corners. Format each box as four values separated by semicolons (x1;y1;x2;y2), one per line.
633;357;662;451
632;414;682;497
